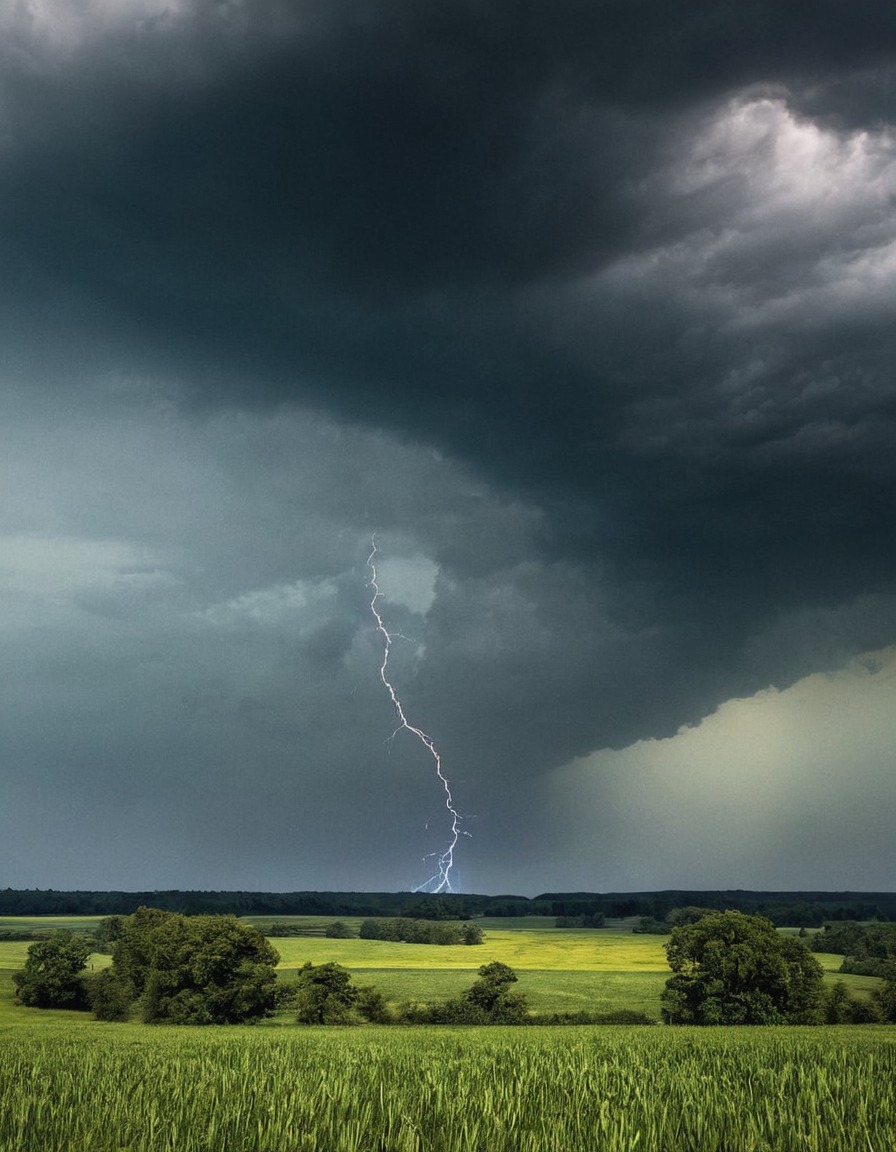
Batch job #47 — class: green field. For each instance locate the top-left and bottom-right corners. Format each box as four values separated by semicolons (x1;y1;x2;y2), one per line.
0;918;882;1023
0;916;106;934
1;1021;895;1151
1;916;894;1151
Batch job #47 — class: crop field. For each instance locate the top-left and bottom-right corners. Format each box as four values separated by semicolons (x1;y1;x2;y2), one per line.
1;917;894;1151
2;1022;896;1151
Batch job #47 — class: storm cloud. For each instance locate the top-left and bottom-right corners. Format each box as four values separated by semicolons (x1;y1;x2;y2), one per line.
1;0;895;893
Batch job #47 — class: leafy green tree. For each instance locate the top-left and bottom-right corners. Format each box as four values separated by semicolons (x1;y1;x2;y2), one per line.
403;961;529;1024
464;962;517;1011
294;961;359;1024
139;915;280;1024
661;910;824;1025
92;916;125;954
633;917;670;935
13;930;91;1009
109;905;179;1001
356;916;481;945
820;980;881;1024
823;980;852;1024
92;908;279;1024
462;962;529;1022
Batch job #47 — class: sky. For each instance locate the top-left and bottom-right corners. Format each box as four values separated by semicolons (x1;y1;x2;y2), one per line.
1;0;895;897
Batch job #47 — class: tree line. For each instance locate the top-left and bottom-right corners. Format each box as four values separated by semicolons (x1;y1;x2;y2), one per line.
811;921;896;978
358;918;483;945
4;888;895;923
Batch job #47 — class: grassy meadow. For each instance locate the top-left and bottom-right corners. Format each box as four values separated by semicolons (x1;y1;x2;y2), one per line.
1;915;895;1151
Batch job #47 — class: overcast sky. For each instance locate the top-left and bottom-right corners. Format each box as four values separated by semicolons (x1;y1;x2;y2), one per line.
2;0;895;896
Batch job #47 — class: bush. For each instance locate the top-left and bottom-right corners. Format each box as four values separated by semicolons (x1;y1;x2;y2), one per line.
356;985;392;1023
532;1010;656;1025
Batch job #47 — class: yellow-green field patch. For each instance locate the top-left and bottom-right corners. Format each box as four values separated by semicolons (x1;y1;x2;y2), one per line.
269;928;669;971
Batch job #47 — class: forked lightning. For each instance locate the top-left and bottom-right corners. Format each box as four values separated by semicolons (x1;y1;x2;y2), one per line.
367;536;464;892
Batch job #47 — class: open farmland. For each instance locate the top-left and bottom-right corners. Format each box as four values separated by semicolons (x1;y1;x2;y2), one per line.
1;916;895;1151
0;916;883;1022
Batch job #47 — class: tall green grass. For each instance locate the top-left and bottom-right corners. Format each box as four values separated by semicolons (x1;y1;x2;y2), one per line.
1;1024;895;1151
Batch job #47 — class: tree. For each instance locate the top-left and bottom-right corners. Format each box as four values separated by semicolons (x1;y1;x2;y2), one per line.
13;930;91;1009
294;962;359;1024
666;907;716;928
820;980;882;1024
462;922;484;945
139;915;280;1024
661;910;824;1025
356;917;482;945
92;915;125;953
461;962;529;1022
109;905;179;1002
356;984;391;1023
93;907;280;1024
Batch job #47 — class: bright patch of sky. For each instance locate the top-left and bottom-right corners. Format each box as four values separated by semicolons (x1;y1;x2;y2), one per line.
545;646;896;891
372;554;439;617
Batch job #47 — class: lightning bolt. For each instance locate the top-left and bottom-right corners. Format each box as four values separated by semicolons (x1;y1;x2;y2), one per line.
367;536;464;893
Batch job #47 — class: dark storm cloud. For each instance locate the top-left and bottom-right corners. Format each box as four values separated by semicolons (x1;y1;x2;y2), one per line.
2;1;896;891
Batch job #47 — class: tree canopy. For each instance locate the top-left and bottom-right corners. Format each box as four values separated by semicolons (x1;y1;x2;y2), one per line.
661;910;824;1025
87;907;280;1024
294;962;359;1024
12;930;91;1010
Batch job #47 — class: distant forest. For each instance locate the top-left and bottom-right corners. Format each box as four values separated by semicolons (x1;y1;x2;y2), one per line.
2;889;894;925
